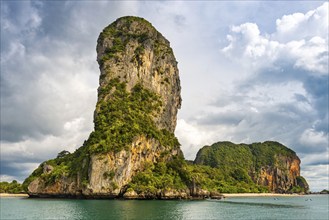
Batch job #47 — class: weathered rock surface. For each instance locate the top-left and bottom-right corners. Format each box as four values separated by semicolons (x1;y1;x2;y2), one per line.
255;155;300;193
96;16;181;132
86;136;181;196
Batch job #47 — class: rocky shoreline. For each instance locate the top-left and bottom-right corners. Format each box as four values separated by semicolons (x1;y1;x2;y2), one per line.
27;189;225;200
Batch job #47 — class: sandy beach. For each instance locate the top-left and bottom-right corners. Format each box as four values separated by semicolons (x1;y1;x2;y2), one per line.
0;193;29;197
222;193;300;198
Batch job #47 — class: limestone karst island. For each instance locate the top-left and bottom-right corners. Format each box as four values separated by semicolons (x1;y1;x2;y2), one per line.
23;16;309;199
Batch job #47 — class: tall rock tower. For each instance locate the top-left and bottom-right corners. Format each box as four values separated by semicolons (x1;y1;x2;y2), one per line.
96;16;181;132
24;16;183;198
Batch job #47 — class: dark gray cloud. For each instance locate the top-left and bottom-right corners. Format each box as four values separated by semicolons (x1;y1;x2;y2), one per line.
301;156;329;166
0;163;28;182
0;0;133;181
241;66;329;136
194;68;327;155
1;0;123;142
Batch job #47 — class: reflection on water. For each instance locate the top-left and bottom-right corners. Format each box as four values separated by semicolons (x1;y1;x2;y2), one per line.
1;195;328;220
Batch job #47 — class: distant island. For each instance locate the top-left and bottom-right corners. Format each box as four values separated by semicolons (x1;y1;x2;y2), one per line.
0;180;24;194
23;16;309;199
319;189;329;194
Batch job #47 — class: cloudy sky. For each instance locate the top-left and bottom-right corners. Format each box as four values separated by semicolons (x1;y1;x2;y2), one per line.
1;1;328;191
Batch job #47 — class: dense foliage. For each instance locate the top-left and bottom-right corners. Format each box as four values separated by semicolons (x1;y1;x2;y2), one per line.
23;80;179;190
89;78;179;153
22;150;82;191
195;141;297;176
128;158;186;195
128;155;268;195
0;180;24;193
23;139;308;195
249;141;296;171
194;141;309;193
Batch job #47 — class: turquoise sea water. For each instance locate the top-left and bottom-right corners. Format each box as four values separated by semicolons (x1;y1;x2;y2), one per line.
0;195;328;219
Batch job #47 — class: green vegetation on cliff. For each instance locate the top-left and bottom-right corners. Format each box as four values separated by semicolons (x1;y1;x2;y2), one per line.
22;150;83;191
127;154;268;195
293;176;309;193
194;141;308;193
98;16;153;43
23;139;307;195
98;16;172;69
195;141;296;170
90;78;179;153
80;138;286;196
23;80;179;191
128;157;187;195
98;17;152;67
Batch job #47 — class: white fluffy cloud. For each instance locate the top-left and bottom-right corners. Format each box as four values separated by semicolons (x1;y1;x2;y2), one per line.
275;2;328;42
222;2;328;74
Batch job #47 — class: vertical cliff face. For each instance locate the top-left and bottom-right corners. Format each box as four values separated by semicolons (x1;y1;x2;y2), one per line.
24;16;183;198
255;155;301;193
96;17;181;132
83;16;182;196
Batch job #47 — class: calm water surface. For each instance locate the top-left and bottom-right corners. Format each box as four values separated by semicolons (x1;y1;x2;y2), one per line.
1;195;328;219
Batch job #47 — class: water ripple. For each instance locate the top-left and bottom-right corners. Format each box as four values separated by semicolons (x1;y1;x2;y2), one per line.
219;200;305;209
